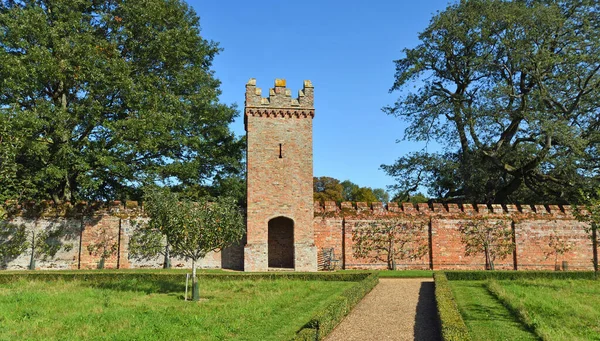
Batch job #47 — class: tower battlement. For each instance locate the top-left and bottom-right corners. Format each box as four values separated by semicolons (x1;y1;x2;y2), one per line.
245;78;314;110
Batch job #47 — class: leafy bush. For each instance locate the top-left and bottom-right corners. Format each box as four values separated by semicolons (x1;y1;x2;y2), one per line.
434;272;471;341
444;270;596;281
291;273;379;340
0;271;374;285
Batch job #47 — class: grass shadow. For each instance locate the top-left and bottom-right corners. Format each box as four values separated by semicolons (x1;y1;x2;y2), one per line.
90;279;186;294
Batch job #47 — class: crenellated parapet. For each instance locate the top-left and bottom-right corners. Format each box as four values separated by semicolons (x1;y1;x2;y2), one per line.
313;201;580;219
3;200;144;218
244;79;314;125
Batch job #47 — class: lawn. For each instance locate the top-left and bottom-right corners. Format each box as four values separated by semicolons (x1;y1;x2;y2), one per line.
488;279;600;341
0;277;354;340
449;280;538;341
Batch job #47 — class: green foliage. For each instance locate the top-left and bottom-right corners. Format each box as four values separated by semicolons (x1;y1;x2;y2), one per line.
352;218;429;270
393;191;429;204
292;273;379;340
545;232;573;270
444;270;597;281
313;176;344;203
142;187;244;299
433;272;472;341
128;220;167;263
313;177;389;203
0;0;243;203
383;0;600;204
0;222;28;268
86;226;118;269
458;218;514;270
0;271;376;284
573;189;600;276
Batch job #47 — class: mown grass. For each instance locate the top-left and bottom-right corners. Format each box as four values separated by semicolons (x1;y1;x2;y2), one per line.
449;281;538;341
488;279;600;341
0;277;354;341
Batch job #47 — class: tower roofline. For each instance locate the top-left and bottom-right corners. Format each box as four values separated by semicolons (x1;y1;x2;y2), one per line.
245;78;314;109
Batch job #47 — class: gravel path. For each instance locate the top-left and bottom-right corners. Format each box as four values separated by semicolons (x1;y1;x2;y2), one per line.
325;278;441;341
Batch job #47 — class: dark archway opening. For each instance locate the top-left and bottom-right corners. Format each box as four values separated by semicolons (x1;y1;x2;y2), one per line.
268;217;294;268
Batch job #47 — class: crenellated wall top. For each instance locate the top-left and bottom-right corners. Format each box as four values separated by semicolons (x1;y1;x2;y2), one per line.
2;200;585;220
314;201;584;219
3;200;143;218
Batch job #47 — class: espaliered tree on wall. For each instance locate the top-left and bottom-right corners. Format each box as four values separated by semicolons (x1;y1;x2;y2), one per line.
458;218;515;270
383;0;600;204
352;218;428;270
0;0;244;204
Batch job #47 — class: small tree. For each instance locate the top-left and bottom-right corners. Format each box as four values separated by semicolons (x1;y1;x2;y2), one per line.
143;189;244;301
458;218;514;270
87;226;118;269
545;232;572;271
352;218;428;270
131;187;182;269
573;189;600;277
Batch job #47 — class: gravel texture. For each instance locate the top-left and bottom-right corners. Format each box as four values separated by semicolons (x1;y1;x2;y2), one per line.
325;278;441;341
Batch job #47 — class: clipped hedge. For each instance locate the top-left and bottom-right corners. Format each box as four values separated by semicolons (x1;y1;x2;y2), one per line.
291;272;379;340
444;270;597;281
0;271;375;284
434;272;471;341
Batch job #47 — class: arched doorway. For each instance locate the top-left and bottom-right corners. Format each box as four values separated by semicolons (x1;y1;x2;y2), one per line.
268;217;294;268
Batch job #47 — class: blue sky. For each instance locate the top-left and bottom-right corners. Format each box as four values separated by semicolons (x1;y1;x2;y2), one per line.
191;0;453;195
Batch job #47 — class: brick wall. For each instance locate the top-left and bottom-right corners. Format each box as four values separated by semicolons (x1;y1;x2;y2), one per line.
313;201;597;271
1;202;224;270
1;200;596;271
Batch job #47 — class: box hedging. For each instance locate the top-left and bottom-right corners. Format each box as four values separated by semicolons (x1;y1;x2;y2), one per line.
434;272;471;341
444;271;596;281
291;272;379;340
0;271;373;284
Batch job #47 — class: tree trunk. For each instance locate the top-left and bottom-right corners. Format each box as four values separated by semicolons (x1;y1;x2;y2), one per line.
192;259;199;301
163;243;171;269
593;227;598;278
29;231;35;271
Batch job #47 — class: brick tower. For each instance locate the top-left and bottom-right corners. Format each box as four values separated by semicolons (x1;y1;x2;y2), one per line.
244;78;317;272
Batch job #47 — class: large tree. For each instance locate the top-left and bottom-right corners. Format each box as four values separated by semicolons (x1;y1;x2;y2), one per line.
383;0;600;204
0;0;243;203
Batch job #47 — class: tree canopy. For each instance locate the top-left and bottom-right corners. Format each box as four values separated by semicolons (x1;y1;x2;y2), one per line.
383;0;600;204
313;176;389;203
0;0;243;203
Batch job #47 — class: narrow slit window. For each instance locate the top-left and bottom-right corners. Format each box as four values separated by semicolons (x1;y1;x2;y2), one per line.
279;143;283;158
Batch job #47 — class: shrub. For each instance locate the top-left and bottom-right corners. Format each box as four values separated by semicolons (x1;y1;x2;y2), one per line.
434;272;471;341
444;270;596;281
291;272;379;340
